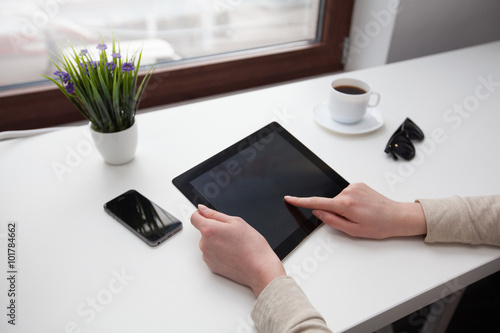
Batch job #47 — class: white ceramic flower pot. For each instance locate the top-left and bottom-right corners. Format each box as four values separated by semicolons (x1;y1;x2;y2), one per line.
89;121;138;165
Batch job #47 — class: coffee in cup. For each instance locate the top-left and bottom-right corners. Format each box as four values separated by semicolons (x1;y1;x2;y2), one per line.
327;78;380;124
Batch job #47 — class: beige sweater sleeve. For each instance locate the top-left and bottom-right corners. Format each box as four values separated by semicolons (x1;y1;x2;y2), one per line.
251;276;332;333
418;195;500;246
251;195;500;332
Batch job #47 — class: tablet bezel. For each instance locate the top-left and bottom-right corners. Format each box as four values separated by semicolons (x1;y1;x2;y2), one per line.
172;122;349;260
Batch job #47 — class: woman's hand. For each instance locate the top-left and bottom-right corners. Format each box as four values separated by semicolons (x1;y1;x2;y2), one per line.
191;204;286;297
285;183;427;239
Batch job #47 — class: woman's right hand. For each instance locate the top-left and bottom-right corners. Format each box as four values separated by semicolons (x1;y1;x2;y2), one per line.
285;183;427;239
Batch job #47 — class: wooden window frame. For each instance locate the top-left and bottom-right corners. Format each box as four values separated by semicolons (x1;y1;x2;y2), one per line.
0;0;354;131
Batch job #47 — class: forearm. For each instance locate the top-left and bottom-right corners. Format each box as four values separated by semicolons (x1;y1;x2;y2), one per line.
395;202;427;237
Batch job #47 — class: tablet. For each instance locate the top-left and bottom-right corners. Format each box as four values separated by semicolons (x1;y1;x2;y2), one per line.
173;122;349;260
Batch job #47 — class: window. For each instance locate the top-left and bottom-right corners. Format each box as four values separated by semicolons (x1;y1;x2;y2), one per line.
0;0;354;131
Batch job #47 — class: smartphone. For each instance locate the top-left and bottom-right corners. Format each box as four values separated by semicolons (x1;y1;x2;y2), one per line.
104;190;183;247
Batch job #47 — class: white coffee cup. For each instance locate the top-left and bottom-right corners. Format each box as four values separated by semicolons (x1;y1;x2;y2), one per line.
327;78;380;124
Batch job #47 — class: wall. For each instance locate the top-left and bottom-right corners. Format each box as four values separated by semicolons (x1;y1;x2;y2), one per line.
345;0;400;71
345;0;500;70
387;0;500;63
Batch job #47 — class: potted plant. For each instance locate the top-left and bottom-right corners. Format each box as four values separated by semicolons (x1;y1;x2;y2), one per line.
43;38;154;165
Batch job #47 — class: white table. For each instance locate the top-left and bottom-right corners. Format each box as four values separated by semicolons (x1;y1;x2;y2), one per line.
1;41;499;333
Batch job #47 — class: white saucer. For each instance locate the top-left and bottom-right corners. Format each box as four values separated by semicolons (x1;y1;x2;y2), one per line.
313;103;384;135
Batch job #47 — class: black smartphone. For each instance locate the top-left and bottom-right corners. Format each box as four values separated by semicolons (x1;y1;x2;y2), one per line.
104;190;183;247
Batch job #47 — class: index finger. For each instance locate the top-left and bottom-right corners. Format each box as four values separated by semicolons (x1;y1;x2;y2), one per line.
197;204;234;223
284;195;336;211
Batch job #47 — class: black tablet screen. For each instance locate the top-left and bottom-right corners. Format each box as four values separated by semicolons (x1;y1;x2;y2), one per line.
173;122;348;259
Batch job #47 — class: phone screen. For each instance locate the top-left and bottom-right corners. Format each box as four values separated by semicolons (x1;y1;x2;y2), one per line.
104;190;182;246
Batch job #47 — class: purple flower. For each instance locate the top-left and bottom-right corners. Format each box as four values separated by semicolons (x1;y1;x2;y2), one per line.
54;70;70;83
79;61;98;75
122;62;134;72
97;43;107;51
106;61;116;71
80;49;88;56
79;62;88;75
65;82;75;94
112;53;121;59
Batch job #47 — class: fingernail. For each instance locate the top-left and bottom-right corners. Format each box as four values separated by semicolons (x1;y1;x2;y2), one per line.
198;204;208;212
313;210;323;220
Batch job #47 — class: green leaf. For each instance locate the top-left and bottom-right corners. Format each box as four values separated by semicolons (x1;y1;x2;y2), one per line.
134;66;155;113
43;36;156;132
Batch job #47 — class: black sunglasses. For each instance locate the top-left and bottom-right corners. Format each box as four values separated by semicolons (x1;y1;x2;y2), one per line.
384;118;424;161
